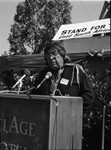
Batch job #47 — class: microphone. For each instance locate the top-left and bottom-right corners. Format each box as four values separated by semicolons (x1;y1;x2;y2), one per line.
36;72;52;89
12;69;30;89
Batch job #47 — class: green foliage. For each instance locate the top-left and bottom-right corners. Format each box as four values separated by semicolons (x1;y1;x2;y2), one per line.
8;0;72;55
81;60;111;149
0;70;16;90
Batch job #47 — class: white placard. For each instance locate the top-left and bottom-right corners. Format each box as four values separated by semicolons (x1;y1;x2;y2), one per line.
52;19;110;40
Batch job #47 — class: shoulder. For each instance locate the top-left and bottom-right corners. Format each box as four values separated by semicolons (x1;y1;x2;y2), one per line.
65;63;76;67
65;63;85;72
75;64;85;73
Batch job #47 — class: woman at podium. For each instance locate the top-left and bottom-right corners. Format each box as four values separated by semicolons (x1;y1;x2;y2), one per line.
30;41;94;108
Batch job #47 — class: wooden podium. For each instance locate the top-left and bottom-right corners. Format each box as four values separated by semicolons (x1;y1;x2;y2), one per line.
0;93;83;150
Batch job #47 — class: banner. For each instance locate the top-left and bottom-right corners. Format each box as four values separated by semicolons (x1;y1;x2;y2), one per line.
52;18;110;40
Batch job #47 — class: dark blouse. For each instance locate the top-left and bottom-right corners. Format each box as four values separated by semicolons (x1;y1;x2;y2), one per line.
30;63;94;108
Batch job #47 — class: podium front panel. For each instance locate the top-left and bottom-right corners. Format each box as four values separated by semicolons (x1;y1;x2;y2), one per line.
0;94;50;150
0;94;83;150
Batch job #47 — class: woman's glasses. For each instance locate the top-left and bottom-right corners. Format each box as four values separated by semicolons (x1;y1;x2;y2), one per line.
46;52;60;58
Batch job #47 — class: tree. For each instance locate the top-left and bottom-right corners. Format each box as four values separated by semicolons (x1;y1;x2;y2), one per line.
8;0;72;55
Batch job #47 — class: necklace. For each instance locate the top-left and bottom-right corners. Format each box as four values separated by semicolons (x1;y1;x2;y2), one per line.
50;69;64;94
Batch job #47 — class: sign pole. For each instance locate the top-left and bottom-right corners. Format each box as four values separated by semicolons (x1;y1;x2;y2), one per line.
102;105;106;150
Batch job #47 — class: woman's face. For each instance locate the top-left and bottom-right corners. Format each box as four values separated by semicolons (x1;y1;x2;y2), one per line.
45;48;64;70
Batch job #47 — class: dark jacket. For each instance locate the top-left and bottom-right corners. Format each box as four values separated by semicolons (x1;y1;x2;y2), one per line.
30;63;94;107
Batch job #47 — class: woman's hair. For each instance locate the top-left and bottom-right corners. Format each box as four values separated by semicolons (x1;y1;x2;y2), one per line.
64;55;71;63
44;41;71;63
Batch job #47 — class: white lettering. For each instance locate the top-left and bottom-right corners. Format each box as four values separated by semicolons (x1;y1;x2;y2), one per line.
3;119;9;134
0;116;36;136
9;116;19;134
29;123;36;136
8;143;16;150
0;142;8;150
0;142;27;150
19;121;28;135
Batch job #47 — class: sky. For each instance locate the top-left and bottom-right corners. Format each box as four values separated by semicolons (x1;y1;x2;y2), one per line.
0;0;105;55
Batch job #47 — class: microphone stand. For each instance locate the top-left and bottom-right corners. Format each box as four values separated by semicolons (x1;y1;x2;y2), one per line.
17;80;23;94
